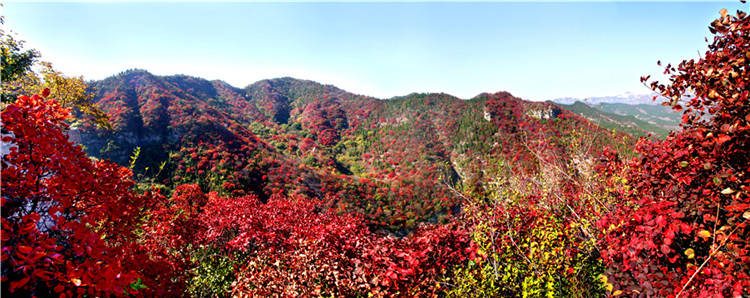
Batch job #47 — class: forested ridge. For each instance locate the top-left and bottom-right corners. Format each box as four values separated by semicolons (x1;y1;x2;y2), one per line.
2;7;748;297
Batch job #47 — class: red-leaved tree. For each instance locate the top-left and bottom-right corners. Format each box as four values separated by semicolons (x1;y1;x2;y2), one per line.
599;7;749;297
193;191;474;297
1;91;180;296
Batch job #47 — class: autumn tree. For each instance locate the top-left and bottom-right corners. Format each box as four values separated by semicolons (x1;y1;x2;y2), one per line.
0;29;110;128
1;91;179;296
600;6;749;297
0;21;39;103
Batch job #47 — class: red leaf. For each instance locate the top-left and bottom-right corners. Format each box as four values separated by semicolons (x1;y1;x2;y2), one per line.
660;244;671;255
41;88;51;98
655;215;667;228
680;223;693;234
18;246;32;254
10;277;30;292
54;284;66;293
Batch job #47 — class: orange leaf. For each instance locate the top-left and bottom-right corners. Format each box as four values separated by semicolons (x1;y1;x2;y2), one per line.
716;134;731;144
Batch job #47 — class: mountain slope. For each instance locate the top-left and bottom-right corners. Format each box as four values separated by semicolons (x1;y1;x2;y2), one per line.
553;93;682;139
79;69;635;233
593;102;681;132
558;101;675;139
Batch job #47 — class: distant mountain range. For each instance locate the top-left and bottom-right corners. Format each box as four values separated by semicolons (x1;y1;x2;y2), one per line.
552;93;682;139
552;92;666;106
557;101;681;139
594;102;681;130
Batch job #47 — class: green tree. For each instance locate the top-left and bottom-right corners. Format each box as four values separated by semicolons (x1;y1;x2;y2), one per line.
13;61;111;129
1;20;110;128
0;17;39;103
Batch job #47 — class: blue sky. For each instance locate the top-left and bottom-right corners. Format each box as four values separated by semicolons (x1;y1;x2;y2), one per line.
2;1;746;101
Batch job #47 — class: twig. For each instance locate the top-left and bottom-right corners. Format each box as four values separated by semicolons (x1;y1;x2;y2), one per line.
675;215;749;298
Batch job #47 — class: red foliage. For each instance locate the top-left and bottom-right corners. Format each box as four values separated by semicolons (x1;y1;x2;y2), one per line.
195;192;474;297
146;184;207;253
1;91;180;296
600;8;750;297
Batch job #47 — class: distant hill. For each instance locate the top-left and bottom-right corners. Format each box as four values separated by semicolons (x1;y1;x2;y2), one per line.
557;101;678;139
552;92;682;139
79;69;635;233
552;92;665;105
593;102;681;133
555;94;682;139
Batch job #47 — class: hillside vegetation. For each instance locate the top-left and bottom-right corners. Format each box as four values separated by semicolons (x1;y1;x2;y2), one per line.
2;7;748;298
560;101;678;139
78;71;631;235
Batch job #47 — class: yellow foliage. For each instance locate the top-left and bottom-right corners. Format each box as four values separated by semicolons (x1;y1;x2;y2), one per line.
1;47;111;129
17;62;111;129
697;230;712;240
685;248;695;259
